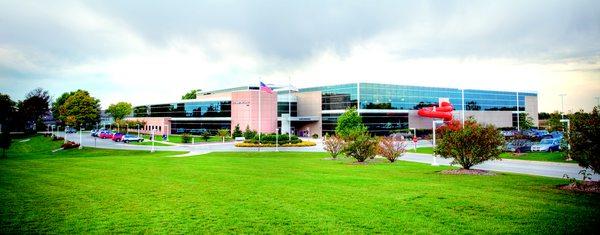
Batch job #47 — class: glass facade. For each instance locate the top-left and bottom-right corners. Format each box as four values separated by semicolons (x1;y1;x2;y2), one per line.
322;112;409;135
277;102;297;117
171;120;230;134
301;84;358;110
133;101;231;118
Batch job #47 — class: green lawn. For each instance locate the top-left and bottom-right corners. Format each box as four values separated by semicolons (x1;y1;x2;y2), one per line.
409;147;573;163
1;136;598;233
127;140;174;146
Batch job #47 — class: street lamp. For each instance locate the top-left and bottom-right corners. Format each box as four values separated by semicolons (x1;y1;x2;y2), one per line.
276;128;279;152
560;119;571;161
559;94;567;119
137;124;140;138
79;126;83;149
432;120;444;166
409;127;417;151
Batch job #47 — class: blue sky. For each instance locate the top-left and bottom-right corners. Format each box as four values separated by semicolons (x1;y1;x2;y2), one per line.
1;0;599;111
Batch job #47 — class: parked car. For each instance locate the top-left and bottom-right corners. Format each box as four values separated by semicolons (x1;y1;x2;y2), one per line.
531;138;561;152
65;127;77;134
121;134;144;143
505;139;534;153
112;133;125;142
99;131;114;139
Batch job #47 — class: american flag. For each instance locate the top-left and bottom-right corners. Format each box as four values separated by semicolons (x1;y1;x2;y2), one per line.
259;81;273;94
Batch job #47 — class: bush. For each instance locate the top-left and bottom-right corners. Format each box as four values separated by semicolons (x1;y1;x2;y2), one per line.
312;133;319;139
247;133;301;145
181;133;192;143
201;132;211;142
232;124;243;138
235;141;316;147
243;125;256;139
0;131;11;159
377;136;406;163
566;107;600;174
434;121;505;169
51;135;64;141
335;108;367;140
323;135;345;159
343;131;378;162
61;141;80;150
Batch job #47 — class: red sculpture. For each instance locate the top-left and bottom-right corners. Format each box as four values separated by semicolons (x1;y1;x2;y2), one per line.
417;101;454;122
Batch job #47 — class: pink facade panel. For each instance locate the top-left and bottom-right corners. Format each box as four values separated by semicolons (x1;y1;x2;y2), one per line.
231;90;278;134
125;117;171;135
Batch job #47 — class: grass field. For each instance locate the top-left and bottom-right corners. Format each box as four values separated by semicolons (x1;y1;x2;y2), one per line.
409;147;573;163
1;136;598;233
127;140;174;146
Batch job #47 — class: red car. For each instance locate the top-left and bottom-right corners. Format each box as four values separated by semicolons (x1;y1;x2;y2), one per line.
99;131;114;139
111;133;125;142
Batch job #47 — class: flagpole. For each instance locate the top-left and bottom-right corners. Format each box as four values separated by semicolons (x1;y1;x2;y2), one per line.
258;82;261;148
288;76;292;142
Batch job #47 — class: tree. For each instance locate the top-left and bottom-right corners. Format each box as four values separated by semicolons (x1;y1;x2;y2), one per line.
217;129;229;142
547;111;564;132
0;93;16;130
566;107;600;174
243;125;256;139
51;91;76;123
201;131;211;142
0;131;10;159
434;121;505;169
20;88;50;130
377;136;406;163
517;113;535;130
232;124;243;138
323;135;345;159
106;102;133;121
59;90;101;128
343;131;378;162
182;90;197;100
335;108;367;140
538;112;551;120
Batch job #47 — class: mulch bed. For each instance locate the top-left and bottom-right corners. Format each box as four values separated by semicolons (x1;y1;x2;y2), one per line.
440;169;496;176
559;181;600;193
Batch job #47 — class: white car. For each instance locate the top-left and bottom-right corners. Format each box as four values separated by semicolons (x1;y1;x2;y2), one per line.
121;134;144;143
530;138;561;152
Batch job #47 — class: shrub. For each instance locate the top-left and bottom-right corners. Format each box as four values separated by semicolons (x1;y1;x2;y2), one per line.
51;135;64;141
312;133;319;139
217;129;230;142
201;132;211;142
377;136;406;163
566;107;600;174
0;131;11;159
248;134;301;145
335;108;367;140
323;135;345;159
181;133;192;143
235;141;316;147
434;121;505;169
232;124;243;138
243;125;256;139
343;131;378;162
61;141;80;150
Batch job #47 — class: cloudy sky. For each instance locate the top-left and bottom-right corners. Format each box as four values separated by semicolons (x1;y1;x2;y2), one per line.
1;0;599;112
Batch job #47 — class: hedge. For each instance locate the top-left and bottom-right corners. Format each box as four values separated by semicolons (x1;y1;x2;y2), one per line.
235;141;316;147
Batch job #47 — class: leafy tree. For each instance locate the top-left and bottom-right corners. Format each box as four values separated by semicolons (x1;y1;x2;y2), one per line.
465;101;481;111
323;135;345;159
181;133;192;143
20;88;50;130
59;90;101;128
434;120;505;169
566;107;600;174
51;91;76;122
517;113;535;130
343;130;378;162
243;125;256;139
335;108;367;140
106;102;133;121
217;129;230;142
201;131;211;142
538;112;551;120
547;111;564;131
377;136;406;163
182;90;197;100
232;124;243;138
0;93;16;130
0;131;11;159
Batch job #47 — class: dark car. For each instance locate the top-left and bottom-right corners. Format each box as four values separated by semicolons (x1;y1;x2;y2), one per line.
65;127;77;134
505;139;534;153
111;133;125;142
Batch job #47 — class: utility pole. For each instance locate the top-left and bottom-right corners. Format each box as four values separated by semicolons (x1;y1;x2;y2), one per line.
559;94;567;119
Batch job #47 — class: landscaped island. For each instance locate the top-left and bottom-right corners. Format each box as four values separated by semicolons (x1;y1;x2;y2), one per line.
0;135;598;233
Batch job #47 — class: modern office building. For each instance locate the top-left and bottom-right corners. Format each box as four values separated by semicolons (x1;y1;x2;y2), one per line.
127;83;538;136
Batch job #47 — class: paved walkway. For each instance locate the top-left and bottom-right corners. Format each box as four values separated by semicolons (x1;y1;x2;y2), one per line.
62;132;599;180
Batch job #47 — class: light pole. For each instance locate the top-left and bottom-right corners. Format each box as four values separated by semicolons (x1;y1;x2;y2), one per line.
410;127;417;151
126;124;129;134
559;94;567;119
79;126;83;149
150;129;155;153
432;120;444;166
276;128;279;152
560;119;571;161
461;88;465;127
516;91;520;132
64;126;69;143
137;124;140;138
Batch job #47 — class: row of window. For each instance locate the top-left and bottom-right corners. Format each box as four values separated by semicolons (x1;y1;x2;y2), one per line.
322;113;409;136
